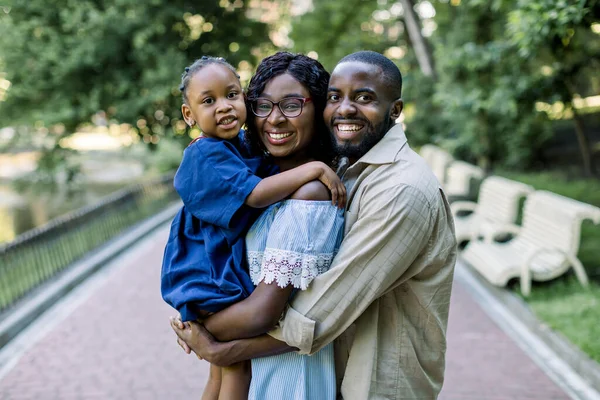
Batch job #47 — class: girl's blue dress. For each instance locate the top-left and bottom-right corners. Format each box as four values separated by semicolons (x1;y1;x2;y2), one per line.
161;135;276;322
245;200;344;400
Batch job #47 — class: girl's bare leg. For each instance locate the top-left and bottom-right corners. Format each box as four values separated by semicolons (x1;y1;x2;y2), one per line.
218;360;251;400
202;363;222;400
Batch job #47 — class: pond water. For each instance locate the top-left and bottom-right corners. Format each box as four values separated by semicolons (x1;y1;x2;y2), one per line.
0;180;133;244
0;150;151;244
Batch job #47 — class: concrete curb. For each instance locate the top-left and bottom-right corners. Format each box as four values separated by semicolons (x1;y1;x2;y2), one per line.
456;258;600;397
0;202;181;349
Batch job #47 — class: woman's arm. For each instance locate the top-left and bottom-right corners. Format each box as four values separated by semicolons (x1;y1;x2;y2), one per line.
204;282;293;341
203;181;331;342
171;318;295;367
245;161;346;208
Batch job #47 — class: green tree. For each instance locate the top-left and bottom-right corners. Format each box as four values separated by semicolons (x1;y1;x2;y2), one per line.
429;0;553;170
0;1;270;146
290;0;599;173
507;0;600;176
289;0;440;144
290;0;413;70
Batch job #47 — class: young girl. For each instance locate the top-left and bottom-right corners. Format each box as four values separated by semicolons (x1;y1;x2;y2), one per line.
161;56;345;400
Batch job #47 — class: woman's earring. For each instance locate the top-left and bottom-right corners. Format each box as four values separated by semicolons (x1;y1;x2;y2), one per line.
189;121;195;127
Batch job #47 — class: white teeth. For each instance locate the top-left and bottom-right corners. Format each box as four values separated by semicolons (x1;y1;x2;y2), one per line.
337;124;362;132
219;117;235;125
268;132;293;140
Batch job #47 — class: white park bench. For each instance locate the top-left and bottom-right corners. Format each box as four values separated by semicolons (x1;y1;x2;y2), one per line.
419;144;440;167
419;144;454;186
420;145;482;200
461;190;600;295
451;176;534;245
444;160;484;200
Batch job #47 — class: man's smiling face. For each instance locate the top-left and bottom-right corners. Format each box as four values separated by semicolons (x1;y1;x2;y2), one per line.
324;61;402;161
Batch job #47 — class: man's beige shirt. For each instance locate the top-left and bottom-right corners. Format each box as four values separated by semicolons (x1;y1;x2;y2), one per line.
270;125;457;399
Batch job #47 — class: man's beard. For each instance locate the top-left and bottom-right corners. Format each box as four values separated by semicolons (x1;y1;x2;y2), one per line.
329;115;394;160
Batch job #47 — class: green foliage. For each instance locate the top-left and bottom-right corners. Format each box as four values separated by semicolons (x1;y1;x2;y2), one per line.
507;0;600;101
290;0;410;71
431;1;553;170
2;0;599;174
289;0;599;170
146;136;187;173
526;276;600;363
0;1;270;140
508;0;593;57
290;0;438;146
35;144;82;183
401;61;442;147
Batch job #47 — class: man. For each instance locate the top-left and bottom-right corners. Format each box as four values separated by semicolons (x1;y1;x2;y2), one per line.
173;51;457;399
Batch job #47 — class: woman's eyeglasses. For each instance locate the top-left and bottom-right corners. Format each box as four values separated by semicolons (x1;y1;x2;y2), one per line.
250;97;312;118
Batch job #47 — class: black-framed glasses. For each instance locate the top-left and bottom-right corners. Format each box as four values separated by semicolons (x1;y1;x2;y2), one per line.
250;97;312;118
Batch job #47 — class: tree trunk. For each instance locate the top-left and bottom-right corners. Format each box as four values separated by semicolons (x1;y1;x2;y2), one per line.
570;106;595;177
399;0;436;79
565;80;595;176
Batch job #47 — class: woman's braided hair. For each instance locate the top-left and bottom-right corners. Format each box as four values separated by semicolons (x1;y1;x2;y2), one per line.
179;56;239;104
244;52;334;163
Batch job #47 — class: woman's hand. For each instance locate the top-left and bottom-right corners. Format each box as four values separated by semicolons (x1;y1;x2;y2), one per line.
316;162;347;209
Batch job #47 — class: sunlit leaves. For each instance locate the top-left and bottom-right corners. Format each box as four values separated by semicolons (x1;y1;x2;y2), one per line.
507;0;592;57
0;0;270;145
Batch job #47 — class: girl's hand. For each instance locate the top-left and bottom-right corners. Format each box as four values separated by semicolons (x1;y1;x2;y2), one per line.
170;317;228;365
170;316;192;354
317;164;347;209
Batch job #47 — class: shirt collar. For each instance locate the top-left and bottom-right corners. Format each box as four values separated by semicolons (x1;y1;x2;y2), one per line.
355;124;407;165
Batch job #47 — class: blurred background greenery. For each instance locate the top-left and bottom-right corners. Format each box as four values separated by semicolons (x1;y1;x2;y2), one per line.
1;0;598;177
1;0;599;173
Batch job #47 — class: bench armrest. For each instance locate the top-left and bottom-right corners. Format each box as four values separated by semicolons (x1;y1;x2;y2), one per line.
479;223;521;244
450;201;477;216
492;223;521;236
520;248;589;296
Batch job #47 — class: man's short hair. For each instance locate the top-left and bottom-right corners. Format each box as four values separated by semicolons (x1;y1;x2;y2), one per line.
338;51;402;99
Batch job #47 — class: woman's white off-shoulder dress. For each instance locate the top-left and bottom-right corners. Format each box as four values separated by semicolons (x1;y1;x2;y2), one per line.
246;200;345;400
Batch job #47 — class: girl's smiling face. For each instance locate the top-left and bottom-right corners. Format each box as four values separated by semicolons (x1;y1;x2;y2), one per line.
181;64;246;140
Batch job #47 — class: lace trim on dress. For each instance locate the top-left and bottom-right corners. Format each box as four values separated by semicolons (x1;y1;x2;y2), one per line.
248;249;335;290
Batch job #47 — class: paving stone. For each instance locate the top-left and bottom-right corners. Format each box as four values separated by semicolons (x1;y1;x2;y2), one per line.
439;282;568;400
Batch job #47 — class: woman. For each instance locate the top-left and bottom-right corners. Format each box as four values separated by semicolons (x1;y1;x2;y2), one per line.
172;52;343;400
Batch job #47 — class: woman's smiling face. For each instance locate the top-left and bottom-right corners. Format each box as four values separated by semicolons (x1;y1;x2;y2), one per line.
254;73;316;159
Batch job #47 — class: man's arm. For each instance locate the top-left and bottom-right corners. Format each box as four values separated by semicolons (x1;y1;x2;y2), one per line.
171;318;295;367
272;184;434;354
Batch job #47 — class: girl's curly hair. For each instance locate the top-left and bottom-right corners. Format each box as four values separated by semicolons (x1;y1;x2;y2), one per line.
245;52;334;163
179;56;239;104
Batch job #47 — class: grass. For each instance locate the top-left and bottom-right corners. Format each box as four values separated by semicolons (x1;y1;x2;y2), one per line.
524;277;600;362
497;170;600;363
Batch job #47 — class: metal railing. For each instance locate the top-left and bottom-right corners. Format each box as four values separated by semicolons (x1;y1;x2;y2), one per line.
0;174;179;313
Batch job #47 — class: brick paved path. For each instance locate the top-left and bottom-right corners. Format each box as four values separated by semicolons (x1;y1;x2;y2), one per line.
0;226;570;399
